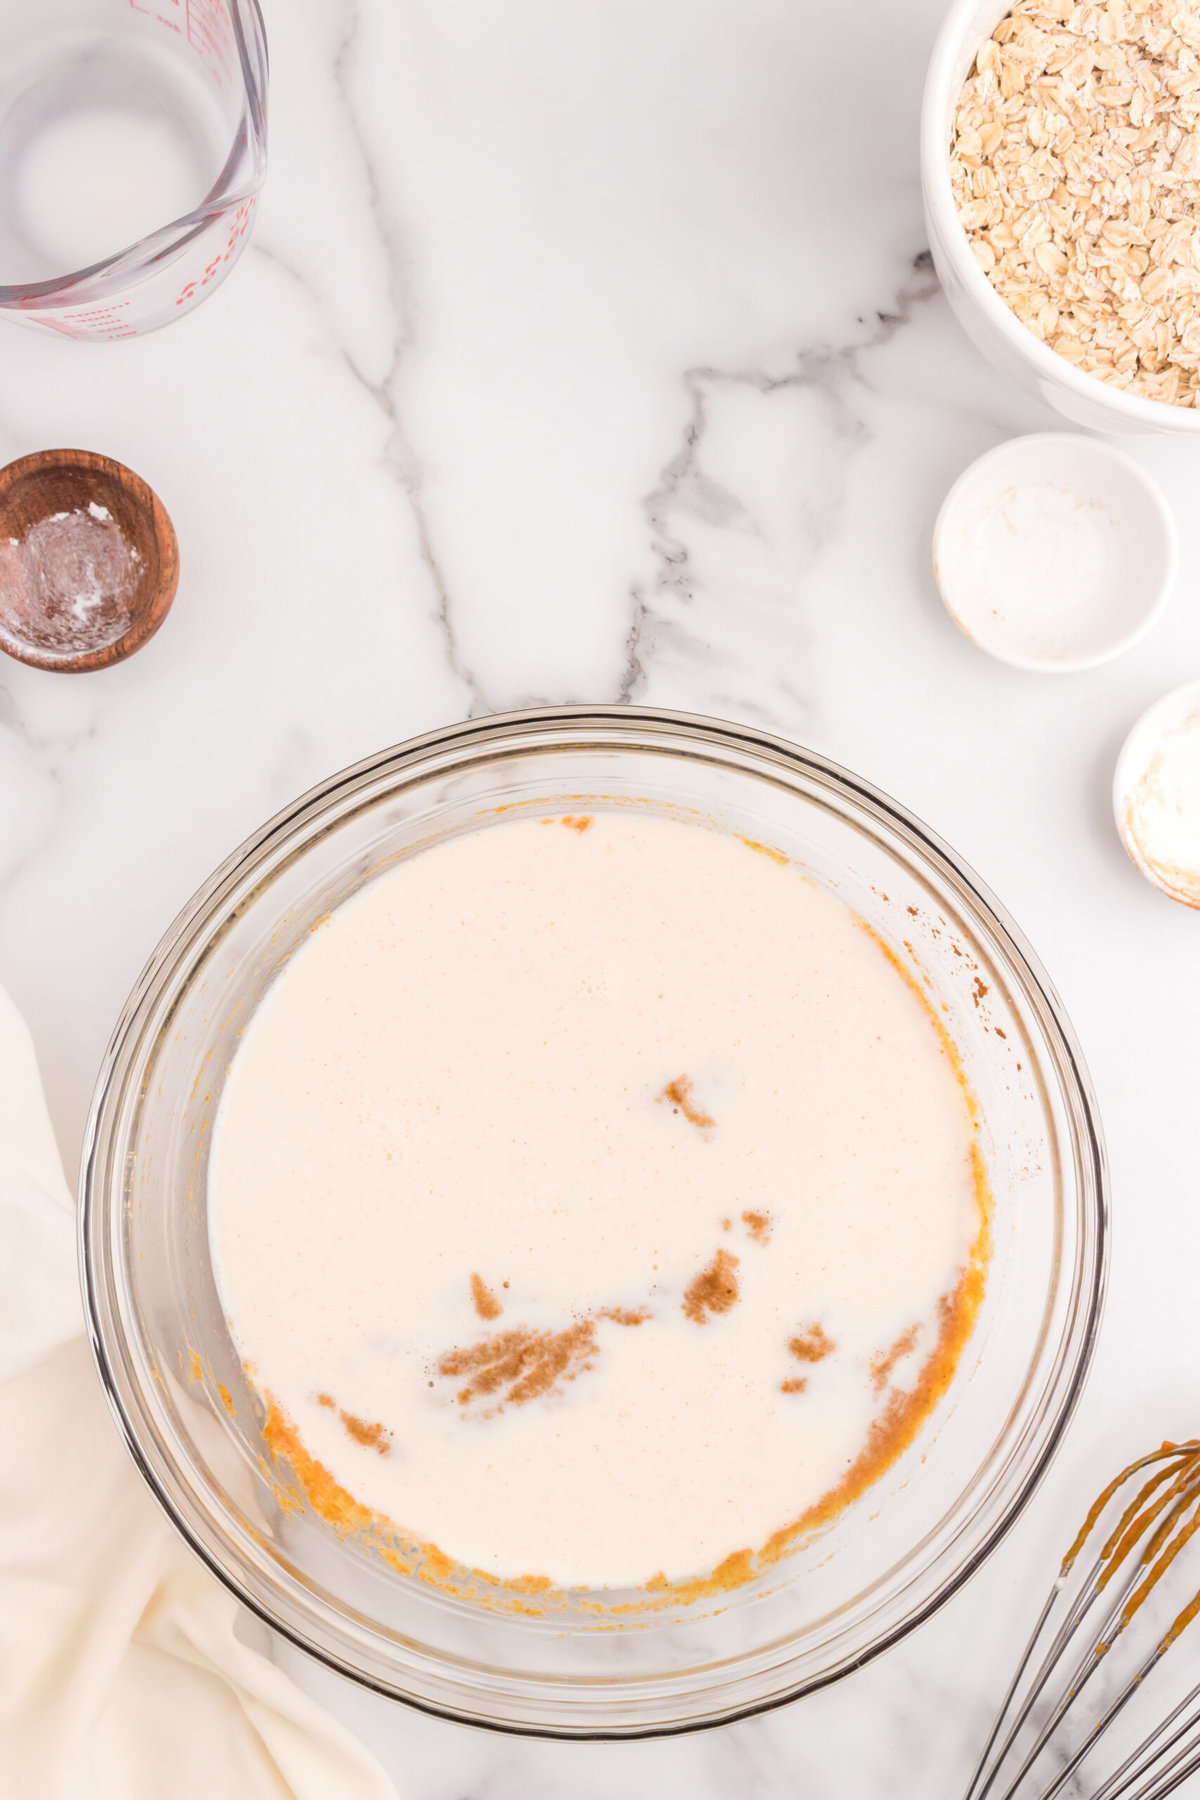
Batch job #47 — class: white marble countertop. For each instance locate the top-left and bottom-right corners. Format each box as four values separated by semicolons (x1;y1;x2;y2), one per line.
4;0;1200;1791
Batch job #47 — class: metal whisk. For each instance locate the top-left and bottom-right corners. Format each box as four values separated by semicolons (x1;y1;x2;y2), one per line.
967;1440;1200;1800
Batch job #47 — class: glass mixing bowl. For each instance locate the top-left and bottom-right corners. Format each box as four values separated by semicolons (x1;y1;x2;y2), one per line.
80;707;1107;1737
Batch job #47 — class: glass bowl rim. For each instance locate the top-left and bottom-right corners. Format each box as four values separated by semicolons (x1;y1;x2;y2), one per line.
79;704;1109;1738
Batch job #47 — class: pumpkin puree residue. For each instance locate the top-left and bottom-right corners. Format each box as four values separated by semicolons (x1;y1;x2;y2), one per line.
265;1399;385;1539
1054;1440;1200;1655
737;835;788;865
742;1209;771;1243
760;1194;990;1575
658;1074;715;1130
682;1248;740;1323
256;1154;988;1619
187;1350;235;1417
470;1272;503;1320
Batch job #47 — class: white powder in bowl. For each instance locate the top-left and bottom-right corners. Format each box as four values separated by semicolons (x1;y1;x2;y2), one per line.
1121;711;1200;909
934;435;1175;672
0;505;142;661
949;481;1118;663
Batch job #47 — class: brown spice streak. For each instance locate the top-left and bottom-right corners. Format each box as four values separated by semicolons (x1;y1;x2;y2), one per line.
659;1074;715;1130
470;1272;503;1320
682;1248;740;1323
871;1324;921;1393
789;1323;835;1364
316;1389;391;1454
437;1305;647;1413
742;1209;771;1243
341;1411;391;1453
442;1322;596;1409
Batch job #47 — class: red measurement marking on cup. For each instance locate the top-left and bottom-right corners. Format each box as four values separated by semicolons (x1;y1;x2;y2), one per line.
174;199;255;306
32;300;136;341
128;0;184;34
129;0;231;77
186;0;235;76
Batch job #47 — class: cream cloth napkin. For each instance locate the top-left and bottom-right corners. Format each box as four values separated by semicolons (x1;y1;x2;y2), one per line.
0;986;397;1800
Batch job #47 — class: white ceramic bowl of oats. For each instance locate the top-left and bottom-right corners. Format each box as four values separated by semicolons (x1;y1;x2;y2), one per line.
922;0;1200;436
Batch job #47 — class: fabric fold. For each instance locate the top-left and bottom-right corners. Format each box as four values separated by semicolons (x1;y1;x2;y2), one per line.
0;985;396;1800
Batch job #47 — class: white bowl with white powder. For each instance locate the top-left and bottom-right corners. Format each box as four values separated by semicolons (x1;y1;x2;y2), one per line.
1115;683;1200;910
933;434;1176;673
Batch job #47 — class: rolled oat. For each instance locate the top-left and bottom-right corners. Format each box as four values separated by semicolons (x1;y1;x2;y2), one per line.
949;0;1200;406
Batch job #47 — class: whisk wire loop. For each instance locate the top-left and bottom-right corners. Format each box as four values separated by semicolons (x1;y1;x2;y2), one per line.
966;1441;1200;1800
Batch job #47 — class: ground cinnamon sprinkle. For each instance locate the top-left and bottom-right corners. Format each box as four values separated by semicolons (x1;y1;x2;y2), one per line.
780;1377;808;1395
742;1209;771;1243
470;1272;503;1321
316;1390;391;1454
341;1412;391;1453
440;1322;596;1410
788;1323;835;1364
871;1324;921;1394
437;1305;647;1414
682;1248;740;1323
658;1074;715;1130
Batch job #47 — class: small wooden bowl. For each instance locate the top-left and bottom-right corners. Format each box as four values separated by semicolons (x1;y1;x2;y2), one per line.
0;448;179;673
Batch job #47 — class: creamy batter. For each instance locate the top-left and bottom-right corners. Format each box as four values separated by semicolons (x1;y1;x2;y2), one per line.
209;811;986;1592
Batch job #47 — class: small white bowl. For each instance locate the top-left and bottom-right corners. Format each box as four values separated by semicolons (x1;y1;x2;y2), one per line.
1114;682;1200;908
933;434;1176;672
921;0;1200;437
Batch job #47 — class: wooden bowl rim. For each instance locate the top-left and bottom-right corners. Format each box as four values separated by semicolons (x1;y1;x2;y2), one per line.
0;447;179;674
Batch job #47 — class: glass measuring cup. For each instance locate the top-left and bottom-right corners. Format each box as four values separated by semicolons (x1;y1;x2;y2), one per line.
0;0;267;339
